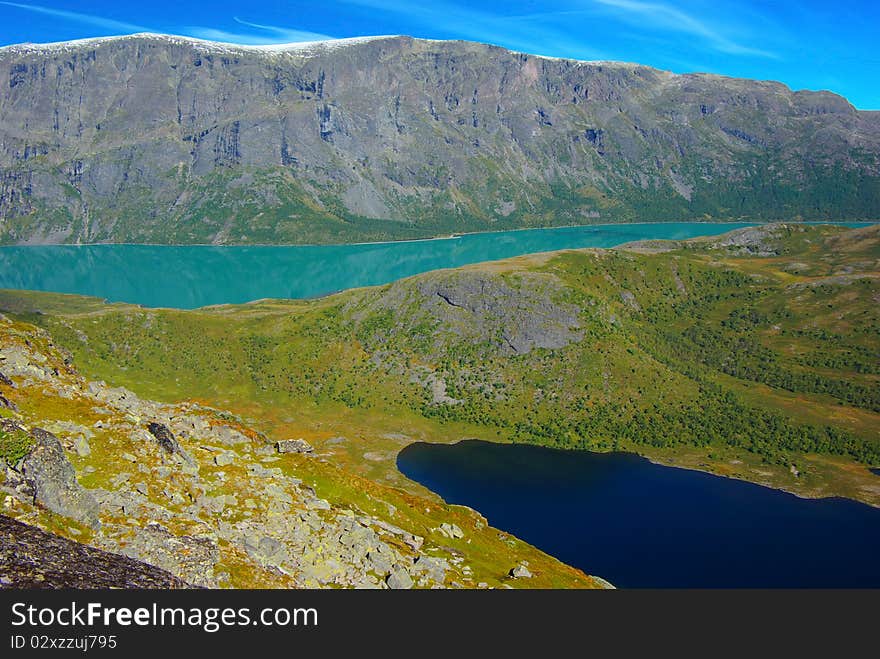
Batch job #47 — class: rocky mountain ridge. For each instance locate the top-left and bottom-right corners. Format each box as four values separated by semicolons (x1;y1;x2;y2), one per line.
0;34;878;244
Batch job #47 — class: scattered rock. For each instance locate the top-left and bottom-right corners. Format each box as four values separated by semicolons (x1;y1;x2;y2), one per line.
276;439;314;454
72;435;90;457
412;555;449;583
213;425;250;446
243;535;289;568
438;522;464;539
116;522;219;588
214;452;235;467
509;564;532;579
386;568;414;590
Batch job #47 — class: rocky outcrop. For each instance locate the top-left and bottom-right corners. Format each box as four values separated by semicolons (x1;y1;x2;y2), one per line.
355;269;584;358
0;514;192;588
5;421;100;528
0;34;877;245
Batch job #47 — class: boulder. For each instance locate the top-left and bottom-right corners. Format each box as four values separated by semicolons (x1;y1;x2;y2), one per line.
276;439;314;454
213;425;250;446
509;564;532;579
438;522;464;539
117;521;219;588
147;422;182;454
19;428;100;529
412;555;449;583
386;568;414;590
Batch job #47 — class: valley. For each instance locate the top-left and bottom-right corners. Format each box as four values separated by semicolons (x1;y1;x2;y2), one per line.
2;222;878;587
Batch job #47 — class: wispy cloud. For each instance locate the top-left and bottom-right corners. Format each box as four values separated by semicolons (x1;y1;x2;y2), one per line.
591;0;777;58
233;17;333;42
340;0;775;61
0;2;332;45
186;17;333;44
0;1;149;33
336;0;609;59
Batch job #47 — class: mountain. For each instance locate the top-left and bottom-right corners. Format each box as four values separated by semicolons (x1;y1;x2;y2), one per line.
0;34;878;245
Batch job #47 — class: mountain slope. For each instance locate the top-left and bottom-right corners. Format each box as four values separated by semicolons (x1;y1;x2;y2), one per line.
1;34;878;245
0;313;601;588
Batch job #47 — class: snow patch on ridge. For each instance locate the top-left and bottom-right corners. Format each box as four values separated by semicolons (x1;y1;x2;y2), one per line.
0;33;399;57
0;32;667;72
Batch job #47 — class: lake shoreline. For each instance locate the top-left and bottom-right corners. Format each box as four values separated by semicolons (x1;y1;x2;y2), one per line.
3;221;873;309
394;437;880;510
396;439;880;587
2;219;874;249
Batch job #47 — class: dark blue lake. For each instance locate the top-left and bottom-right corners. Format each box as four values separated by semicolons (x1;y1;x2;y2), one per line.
397;440;880;588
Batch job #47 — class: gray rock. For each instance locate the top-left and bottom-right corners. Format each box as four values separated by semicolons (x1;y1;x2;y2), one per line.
0;344;50;381
438;522;464;539
509;565;532;579
118;522;219;588
213;425;250;446
276;439;314;454
365;547;395;576
72;435;91;457
386;568;414;590
18;426;100;528
412;555;449;583
214;452;235;466
244;535;289;568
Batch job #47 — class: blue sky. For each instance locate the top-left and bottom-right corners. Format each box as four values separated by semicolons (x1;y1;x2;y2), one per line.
1;1;878;109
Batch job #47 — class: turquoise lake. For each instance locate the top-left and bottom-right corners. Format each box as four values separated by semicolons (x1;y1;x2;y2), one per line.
0;222;869;309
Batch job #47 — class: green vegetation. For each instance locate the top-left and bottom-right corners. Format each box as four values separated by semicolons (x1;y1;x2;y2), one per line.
0;424;33;464
2;223;878;505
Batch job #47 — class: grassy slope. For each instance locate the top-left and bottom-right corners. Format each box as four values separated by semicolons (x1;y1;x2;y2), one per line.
1;224;878;508
0;315;599;588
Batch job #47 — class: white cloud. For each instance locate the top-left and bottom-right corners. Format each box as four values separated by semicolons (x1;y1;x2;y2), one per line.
0;1;149;33
592;0;776;58
336;0;609;60
0;2;333;46
231;17;333;42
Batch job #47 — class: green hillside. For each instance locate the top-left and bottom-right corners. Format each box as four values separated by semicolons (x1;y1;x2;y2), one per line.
2;223;878;505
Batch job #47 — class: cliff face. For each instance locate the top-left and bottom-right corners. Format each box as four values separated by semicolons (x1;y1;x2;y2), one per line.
1;34;879;244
